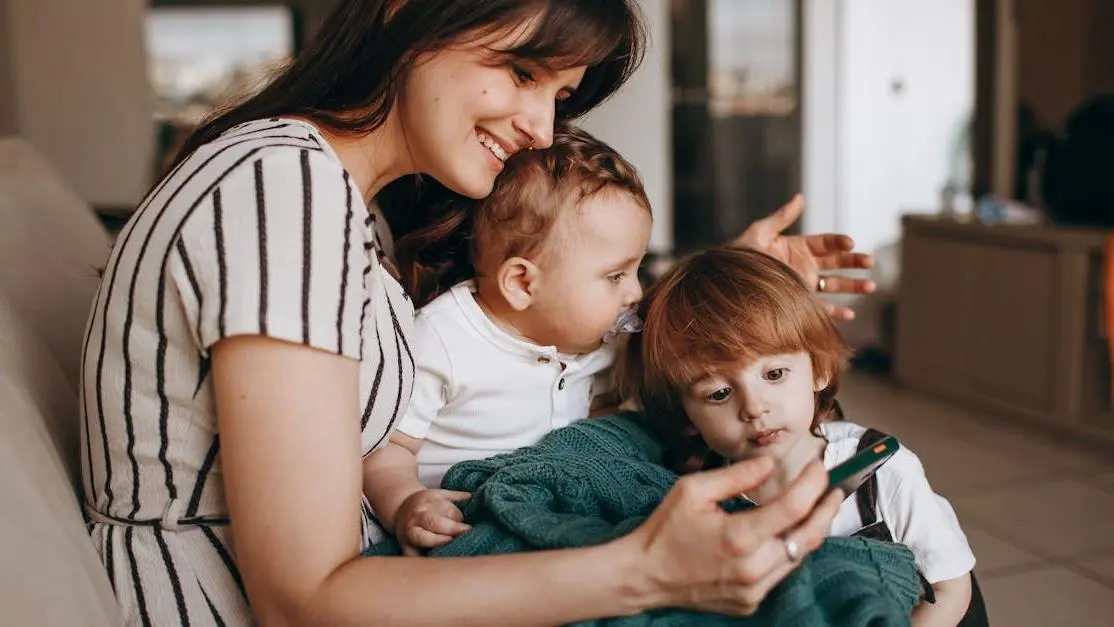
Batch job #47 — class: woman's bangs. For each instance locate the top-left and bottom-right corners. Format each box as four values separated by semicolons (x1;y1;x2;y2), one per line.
505;2;641;117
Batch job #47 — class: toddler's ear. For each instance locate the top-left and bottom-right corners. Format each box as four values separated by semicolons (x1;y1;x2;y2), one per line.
497;257;541;311
813;373;831;392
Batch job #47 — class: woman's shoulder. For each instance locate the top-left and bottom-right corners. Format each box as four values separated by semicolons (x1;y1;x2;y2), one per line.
184;118;348;182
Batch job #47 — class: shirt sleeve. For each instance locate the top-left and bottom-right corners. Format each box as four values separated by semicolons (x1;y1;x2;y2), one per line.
879;449;977;583
394;313;454;440
169;146;369;359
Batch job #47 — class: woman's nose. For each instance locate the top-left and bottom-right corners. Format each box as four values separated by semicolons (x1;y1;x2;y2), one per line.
513;95;555;149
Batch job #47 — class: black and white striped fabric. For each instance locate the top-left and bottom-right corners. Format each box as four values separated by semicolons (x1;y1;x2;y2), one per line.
79;118;415;625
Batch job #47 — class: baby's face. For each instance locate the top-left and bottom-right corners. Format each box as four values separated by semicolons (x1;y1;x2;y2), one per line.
527;188;651;354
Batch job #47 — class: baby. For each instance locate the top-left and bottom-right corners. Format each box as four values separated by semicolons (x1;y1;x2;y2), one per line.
364;123;652;555
615;247;982;627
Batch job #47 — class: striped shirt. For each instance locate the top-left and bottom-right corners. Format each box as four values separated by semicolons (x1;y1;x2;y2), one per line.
79;118;415;625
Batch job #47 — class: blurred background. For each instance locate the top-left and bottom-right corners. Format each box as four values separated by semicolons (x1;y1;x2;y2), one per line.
2;1;1114;623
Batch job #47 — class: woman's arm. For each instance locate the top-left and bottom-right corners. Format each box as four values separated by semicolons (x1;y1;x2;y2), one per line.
912;573;972;627
213;334;841;627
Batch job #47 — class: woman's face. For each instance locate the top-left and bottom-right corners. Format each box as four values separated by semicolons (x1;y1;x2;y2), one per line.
398;27;587;199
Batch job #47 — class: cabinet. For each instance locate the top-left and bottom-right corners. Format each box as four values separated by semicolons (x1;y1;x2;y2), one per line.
895;215;1114;442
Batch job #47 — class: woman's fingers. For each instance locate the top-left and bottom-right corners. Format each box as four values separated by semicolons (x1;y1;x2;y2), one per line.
721;487;844;612
742;488;844;594
816;250;874;271
803;233;856;255
675;456;776;506
816;274;876;295
732;461;830;542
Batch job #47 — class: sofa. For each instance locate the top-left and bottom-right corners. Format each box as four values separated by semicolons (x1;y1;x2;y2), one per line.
0;137;121;625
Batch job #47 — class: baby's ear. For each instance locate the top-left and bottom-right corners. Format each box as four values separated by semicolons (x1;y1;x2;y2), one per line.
497;257;541;311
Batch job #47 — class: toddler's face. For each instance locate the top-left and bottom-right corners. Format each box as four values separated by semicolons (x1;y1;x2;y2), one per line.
528;188;650;354
680;352;825;464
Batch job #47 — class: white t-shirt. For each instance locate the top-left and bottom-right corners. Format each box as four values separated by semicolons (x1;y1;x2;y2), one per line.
396;281;615;487
822;421;976;584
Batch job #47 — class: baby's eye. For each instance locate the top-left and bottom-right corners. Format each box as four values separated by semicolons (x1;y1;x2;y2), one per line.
607;272;626;284
706;387;732;403
764;368;789;382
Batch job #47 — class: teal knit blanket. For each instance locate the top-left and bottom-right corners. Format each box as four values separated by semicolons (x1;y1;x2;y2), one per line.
364;414;922;626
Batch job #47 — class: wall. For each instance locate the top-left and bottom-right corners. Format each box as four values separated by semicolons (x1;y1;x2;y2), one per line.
0;0;15;136
804;0;975;256
1015;0;1114;131
5;0;154;208
803;0;976;349
1015;0;1088;129
801;0;839;236
579;0;672;253
837;0;975;257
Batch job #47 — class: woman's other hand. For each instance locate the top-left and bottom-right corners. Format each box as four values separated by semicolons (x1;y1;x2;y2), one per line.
731;194;875;321
622;458;842;616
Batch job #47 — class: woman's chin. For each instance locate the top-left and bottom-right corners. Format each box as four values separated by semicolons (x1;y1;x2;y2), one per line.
439;170;497;200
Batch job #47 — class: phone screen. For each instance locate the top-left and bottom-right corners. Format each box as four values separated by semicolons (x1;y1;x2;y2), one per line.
827;435;900;497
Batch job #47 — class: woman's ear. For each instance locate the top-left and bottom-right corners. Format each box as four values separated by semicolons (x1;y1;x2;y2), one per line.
497;257;541;311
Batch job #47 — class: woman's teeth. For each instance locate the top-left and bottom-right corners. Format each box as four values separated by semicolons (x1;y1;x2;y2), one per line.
477;131;508;161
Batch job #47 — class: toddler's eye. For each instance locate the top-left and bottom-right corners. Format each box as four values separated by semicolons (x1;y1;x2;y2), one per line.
608;272;626;284
764;368;789;382
706;387;732;403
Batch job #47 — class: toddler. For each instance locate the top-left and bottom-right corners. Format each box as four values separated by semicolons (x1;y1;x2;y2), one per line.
615;247;982;627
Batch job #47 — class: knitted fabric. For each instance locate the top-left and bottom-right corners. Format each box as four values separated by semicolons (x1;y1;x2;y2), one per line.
364;414;922;626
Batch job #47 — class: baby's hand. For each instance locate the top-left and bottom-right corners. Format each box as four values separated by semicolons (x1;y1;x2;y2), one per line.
393;488;472;556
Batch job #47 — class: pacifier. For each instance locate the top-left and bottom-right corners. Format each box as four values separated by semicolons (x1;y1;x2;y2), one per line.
602;307;644;343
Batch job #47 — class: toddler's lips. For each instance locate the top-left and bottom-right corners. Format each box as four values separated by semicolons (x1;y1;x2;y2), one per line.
749;429;783;447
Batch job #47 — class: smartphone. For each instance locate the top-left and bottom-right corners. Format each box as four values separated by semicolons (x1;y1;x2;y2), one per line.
827;435;901;497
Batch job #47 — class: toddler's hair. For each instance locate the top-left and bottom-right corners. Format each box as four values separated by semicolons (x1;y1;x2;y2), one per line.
614;247;852;472
395;121;650;307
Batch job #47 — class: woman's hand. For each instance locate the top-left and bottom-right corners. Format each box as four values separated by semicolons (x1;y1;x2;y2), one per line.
623;457;843;616
731;194;876;321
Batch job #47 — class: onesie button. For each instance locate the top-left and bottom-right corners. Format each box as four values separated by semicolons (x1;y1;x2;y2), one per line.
558;378;566;391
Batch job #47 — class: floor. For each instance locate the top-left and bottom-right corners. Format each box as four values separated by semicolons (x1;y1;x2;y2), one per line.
840;372;1114;626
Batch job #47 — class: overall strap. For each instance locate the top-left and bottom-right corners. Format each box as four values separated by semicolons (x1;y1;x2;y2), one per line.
854;428;891;526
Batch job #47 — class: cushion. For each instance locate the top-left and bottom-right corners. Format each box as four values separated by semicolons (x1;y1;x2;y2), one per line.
0;136;112;391
0;290;119;625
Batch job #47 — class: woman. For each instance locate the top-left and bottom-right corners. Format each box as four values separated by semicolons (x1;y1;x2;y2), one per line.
81;1;873;625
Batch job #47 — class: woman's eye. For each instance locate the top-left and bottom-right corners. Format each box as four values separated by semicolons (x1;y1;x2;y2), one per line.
512;64;535;84
706;388;732;403
764;368;788;382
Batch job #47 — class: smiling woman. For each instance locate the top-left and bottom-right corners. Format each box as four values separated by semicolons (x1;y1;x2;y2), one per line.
79;0;875;625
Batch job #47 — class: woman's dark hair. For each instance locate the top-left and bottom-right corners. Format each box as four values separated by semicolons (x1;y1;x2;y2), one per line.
171;0;646;169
